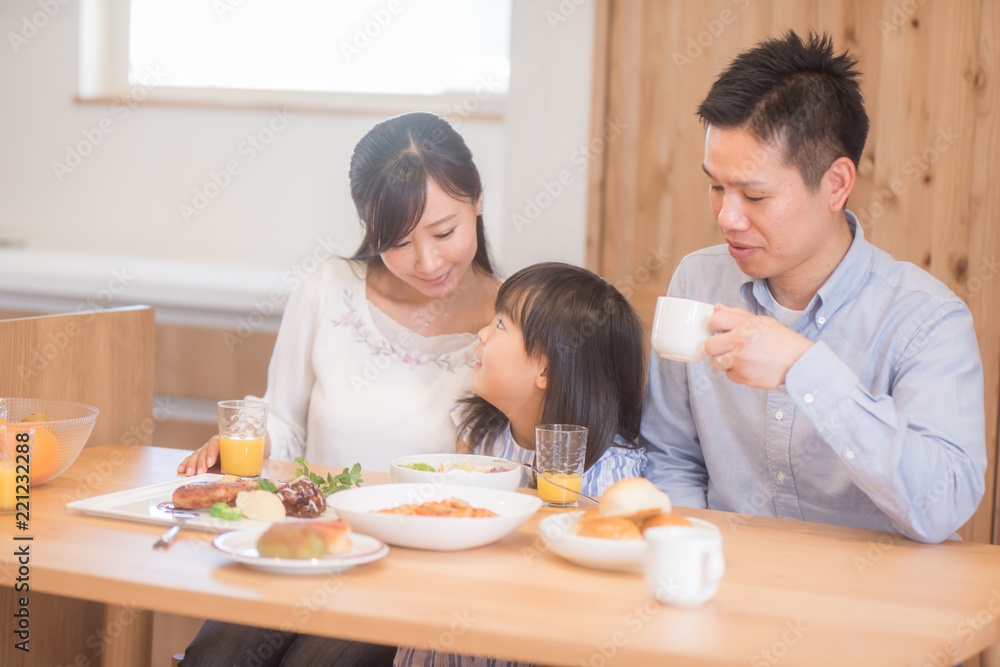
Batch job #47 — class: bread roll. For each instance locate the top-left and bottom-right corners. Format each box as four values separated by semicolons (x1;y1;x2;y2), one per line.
576;516;643;540
256;523;327;559
599;477;671;521
641;512;692;532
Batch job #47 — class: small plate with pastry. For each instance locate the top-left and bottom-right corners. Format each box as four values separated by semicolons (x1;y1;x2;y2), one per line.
213;520;388;574
538;477;719;572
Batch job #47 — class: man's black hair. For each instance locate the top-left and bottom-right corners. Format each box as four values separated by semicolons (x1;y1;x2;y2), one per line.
697;31;869;188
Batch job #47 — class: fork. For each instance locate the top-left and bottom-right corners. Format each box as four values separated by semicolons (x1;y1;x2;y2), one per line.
517;462;600;504
153;511;196;549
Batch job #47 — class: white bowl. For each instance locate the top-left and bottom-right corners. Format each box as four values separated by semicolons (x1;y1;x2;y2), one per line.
327;483;541;551
389;453;523;492
539;511;720;572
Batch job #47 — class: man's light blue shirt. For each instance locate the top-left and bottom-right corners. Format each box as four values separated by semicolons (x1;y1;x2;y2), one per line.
641;212;986;543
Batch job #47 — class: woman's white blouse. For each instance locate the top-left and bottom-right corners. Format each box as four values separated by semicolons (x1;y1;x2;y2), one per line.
256;259;479;472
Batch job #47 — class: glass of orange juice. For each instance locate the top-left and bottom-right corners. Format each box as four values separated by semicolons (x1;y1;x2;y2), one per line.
0;424;32;513
535;424;587;508
217;400;268;478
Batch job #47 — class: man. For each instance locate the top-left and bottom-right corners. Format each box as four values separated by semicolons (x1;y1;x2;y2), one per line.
640;31;985;543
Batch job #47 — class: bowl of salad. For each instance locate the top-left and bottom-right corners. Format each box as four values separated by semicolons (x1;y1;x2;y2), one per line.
390;453;523;492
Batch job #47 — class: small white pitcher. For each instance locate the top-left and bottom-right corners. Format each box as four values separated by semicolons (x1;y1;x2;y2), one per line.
644;524;725;607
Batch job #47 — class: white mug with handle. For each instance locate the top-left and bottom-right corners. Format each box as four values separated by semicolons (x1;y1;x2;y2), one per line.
644;524;725;607
651;297;714;363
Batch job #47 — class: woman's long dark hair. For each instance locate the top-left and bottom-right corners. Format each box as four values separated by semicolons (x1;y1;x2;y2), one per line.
459;262;646;470
349;111;493;274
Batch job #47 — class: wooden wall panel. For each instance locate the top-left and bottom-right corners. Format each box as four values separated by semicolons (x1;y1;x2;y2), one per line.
591;0;1000;550
584;0;612;273
154;324;273;401
977;2;1000;658
153;324;274;451
973;0;1000;548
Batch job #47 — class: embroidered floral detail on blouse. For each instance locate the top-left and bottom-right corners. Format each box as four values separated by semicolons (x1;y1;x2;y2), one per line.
331;289;475;372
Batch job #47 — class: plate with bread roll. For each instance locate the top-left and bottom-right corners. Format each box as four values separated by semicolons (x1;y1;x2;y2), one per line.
538;478;719;572
212;520;388;574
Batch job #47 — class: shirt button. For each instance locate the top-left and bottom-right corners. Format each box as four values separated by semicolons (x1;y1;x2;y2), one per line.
775;410;784;421
845;450;856;459
804;393;814;404
776;472;786;482
817;316;827;325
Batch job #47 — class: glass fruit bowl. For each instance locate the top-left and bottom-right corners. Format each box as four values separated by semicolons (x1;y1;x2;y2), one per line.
0;398;99;485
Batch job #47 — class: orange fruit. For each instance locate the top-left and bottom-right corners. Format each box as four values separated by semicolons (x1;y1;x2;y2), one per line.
6;420;60;481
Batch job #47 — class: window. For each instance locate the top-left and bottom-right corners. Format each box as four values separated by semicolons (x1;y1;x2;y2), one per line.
81;0;511;114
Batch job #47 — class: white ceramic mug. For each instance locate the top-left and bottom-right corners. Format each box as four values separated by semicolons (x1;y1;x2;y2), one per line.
644;524;725;607
650;296;714;363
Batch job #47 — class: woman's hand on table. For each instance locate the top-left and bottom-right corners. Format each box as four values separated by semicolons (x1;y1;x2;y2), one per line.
178;436;221;476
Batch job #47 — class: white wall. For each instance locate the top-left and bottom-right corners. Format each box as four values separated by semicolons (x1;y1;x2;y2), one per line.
502;0;595;272
0;0;594;319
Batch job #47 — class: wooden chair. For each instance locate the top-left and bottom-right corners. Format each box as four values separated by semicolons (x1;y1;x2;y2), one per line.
0;305;155;448
0;306;156;667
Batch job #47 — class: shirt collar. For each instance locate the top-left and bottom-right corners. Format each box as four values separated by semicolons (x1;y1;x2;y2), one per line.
738;211;872;330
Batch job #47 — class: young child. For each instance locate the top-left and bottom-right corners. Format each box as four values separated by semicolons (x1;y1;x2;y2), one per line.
394;262;648;667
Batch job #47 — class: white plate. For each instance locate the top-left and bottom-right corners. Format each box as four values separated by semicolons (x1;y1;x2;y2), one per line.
390;453;523;492
327;483;541;551
213;529;388;574
65;474;338;533
539;511;720;572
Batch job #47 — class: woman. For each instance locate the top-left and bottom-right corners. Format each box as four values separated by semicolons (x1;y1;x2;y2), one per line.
179;111;500;475
179;111;501;667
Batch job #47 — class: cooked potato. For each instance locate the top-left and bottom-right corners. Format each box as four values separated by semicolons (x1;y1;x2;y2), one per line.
236;490;287;522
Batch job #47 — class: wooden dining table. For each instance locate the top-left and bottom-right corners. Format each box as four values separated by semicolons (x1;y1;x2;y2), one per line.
4;444;1000;667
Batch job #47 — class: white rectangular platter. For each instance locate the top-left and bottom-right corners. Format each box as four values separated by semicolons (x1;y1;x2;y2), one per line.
66;474;336;533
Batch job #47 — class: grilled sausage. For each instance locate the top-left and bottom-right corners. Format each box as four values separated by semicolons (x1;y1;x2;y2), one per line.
172;479;260;509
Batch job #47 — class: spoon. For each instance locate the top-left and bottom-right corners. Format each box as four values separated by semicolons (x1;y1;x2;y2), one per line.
517;462;600;505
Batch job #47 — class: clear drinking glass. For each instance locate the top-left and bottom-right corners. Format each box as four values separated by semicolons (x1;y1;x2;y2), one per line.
217;400;268;478
534;424;587;507
1;424;32;513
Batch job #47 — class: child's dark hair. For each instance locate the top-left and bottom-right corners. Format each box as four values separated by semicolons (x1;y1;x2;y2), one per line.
349;111;494;274
697;30;869;189
459;262;646;470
